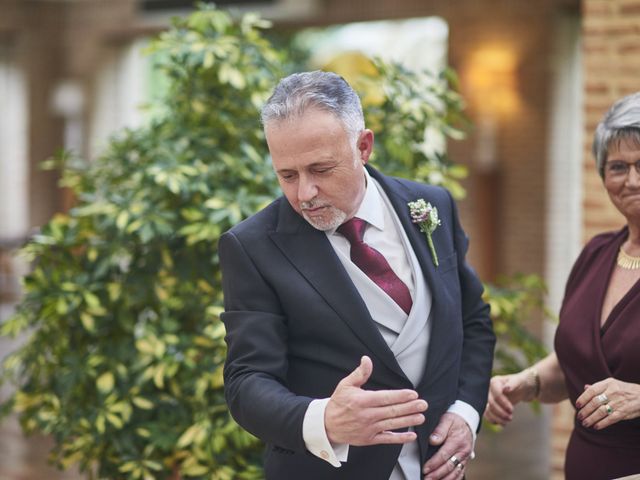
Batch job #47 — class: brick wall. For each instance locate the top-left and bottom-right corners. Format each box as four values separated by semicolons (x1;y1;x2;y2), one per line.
549;1;640;478
582;0;639;240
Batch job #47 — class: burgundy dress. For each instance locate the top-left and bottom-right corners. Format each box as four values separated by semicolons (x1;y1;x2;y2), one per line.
555;227;640;479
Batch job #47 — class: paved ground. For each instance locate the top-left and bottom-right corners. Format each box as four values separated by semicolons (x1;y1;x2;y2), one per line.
0;403;550;480
0;415;80;480
0;302;550;480
469;403;551;479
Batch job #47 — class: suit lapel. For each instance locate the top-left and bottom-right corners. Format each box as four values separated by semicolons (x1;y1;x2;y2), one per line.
368;168;445;303
368;168;453;390
268;199;407;383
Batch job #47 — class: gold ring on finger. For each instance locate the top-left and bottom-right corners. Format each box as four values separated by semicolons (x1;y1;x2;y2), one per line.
605;404;613;415
596;393;609;404
448;455;461;467
456;463;464;471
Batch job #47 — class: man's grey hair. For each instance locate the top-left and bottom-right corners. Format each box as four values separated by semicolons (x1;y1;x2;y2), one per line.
261;70;365;141
593;92;640;178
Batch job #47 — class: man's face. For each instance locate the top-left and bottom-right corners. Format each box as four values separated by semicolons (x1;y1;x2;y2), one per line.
266;108;373;231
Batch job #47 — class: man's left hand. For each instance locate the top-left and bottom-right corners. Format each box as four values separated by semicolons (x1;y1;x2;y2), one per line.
421;412;473;480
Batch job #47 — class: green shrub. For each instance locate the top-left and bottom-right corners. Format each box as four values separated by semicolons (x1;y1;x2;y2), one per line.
0;4;547;479
1;6;281;479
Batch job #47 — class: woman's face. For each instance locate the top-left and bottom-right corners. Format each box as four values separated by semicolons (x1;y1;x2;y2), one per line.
603;137;640;224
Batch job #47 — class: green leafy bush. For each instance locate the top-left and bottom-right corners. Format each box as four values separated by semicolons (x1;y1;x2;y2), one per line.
1;6;281;479
0;4;548;479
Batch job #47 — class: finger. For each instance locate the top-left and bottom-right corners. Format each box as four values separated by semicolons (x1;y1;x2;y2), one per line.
576;379;607;408
368;398;428;423
483;407;506;426
485;398;512;424
357;388;421;407
583;403;607;428
452;464;466;480
575;385;596;409
577;399;599;422
424;452;464;480
428;415;453;446
371;410;427;434
338;355;373;389
592;406;618;430
438;463;465;480
370;430;417;445
583;403;615;429
423;443;454;474
484;407;509;426
497;378;519;411
423;415;473;476
491;392;514;416
577;387;610;421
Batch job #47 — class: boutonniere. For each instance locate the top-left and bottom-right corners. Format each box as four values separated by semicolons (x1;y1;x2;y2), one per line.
408;199;441;266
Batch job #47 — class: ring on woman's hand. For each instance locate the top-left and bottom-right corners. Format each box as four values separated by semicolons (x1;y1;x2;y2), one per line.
596;393;609;404
456;463;464;471
605;404;614;415
449;455;461;467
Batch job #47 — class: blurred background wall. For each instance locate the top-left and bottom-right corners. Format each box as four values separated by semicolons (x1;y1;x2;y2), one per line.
0;0;636;478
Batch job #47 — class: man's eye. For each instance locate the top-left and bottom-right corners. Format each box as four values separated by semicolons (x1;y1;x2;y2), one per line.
279;173;297;182
313;167;333;175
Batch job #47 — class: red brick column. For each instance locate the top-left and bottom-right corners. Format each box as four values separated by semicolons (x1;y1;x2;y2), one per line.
582;0;640;239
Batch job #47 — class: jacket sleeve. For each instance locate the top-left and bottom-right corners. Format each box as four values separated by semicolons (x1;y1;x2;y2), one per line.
219;229;312;452
447;189;496;421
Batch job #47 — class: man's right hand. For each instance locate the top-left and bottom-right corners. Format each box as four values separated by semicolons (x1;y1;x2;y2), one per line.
325;356;428;446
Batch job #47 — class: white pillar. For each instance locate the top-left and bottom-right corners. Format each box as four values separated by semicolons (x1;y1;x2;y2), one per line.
0;48;29;242
544;13;583;335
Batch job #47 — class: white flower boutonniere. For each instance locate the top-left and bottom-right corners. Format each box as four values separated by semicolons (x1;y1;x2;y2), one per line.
408;199;441;267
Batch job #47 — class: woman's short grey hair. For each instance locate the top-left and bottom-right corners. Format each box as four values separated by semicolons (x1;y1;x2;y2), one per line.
261;71;365;142
593;92;640;178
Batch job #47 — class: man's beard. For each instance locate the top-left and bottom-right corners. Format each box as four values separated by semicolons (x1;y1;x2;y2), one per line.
300;200;347;231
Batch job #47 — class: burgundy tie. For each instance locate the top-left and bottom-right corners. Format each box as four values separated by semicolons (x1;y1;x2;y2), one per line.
338;217;413;315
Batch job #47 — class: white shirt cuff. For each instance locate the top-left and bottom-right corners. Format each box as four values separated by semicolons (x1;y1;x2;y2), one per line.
302;398;349;467
447;400;479;459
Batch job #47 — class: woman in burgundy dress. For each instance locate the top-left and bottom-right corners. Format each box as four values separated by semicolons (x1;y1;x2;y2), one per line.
484;92;640;480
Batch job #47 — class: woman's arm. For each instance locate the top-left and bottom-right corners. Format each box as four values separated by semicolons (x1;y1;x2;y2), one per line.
484;352;568;426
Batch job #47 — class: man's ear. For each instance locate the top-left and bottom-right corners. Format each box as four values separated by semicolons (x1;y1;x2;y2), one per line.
358;129;374;165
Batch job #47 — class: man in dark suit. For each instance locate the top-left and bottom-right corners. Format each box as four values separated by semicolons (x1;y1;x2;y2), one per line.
219;71;495;480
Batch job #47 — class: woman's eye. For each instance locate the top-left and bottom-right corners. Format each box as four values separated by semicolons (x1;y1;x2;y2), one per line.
608;162;628;173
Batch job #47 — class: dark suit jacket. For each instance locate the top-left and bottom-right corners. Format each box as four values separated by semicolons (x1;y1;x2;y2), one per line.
219;166;495;480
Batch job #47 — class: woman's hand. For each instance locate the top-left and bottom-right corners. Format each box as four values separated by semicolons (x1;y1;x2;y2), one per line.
484;370;537;426
576;377;640;430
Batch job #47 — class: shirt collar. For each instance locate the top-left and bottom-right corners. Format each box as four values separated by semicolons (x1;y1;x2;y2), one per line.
353;168;385;231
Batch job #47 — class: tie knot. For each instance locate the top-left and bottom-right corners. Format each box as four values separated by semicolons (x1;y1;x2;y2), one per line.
337;217;367;244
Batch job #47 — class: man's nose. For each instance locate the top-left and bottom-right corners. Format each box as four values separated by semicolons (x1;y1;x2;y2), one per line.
298;176;318;202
